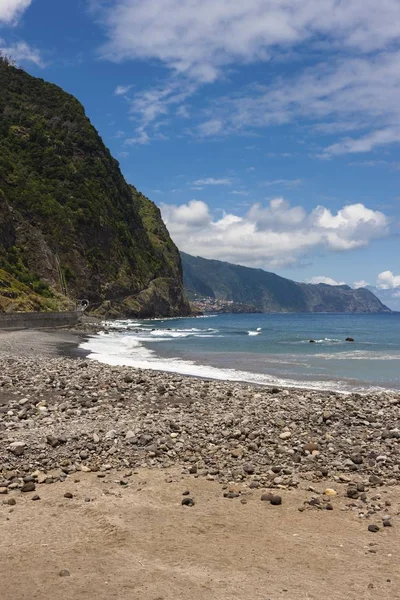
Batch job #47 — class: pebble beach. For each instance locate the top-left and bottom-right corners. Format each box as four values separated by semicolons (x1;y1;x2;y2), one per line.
1;328;400;599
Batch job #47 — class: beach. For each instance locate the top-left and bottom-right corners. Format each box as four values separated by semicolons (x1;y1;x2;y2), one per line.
1;328;400;599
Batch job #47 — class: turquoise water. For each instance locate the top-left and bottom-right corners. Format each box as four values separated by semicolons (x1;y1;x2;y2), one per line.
82;313;400;393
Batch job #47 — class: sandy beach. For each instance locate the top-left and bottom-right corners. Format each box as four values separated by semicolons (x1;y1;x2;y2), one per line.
1;328;400;600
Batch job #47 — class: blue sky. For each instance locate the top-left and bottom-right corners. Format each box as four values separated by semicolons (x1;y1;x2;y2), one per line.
1;0;400;307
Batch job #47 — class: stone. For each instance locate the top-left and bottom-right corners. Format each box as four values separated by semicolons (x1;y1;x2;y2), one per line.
303;442;319;453
46;435;59;448
261;493;274;502
368;524;380;533
243;463;255;475
32;495;40;501
7;498;16;506
182;498;195;507
324;488;337;497
270;495;282;506
382;516;392;527
369;474;383;486
279;431;292;440
347;487;360;499
0;487;8;495
21;482;36;493
64;492;73;499
8;442;26;456
59;569;70;577
345;337;355;342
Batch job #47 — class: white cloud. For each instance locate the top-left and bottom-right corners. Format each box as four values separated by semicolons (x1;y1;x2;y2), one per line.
124;79;197;143
191;178;232;186
231;190;249;196
0;0;31;24
377;271;400;289
93;2;400;152
263;178;303;188
308;276;346;286
196;50;400;154
353;280;369;289
115;84;132;95
161;199;390;268
125;126;150;145
97;0;400;82
0;39;43;66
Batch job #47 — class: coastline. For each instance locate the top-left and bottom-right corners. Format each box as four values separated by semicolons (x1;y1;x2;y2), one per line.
1;327;399;599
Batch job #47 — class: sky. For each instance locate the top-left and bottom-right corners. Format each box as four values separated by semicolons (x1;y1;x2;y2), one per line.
1;0;400;308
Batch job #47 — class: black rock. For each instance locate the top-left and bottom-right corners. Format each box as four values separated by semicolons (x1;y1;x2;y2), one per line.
368;524;380;533
345;337;355;342
270;495;282;506
182;497;195;506
21;481;36;493
59;569;70;577
347;487;360;499
32;495;40;501
64;492;73;499
261;493;274;502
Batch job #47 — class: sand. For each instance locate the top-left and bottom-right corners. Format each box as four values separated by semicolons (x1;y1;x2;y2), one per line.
2;469;399;600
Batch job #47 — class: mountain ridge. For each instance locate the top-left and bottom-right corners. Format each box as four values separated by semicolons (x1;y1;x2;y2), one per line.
181;252;391;314
0;57;190;317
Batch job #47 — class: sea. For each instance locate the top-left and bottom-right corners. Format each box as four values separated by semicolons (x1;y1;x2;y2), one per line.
80;313;400;394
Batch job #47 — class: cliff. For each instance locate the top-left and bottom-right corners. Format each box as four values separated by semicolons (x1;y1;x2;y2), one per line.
0;57;190;317
181;252;391;314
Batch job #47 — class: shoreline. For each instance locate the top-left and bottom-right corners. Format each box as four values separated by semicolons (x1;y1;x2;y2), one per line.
1;327;399;599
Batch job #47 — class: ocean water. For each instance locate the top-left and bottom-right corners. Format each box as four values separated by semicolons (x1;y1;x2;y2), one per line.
80;313;400;393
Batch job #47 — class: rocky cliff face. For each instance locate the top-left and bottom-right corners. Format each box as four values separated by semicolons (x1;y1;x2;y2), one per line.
181;252;391;314
0;58;190;317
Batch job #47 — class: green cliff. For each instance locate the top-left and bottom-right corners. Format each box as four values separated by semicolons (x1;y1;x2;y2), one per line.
0;57;190;317
181;252;391;314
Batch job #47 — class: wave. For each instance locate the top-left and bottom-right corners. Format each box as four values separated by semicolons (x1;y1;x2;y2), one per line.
314;351;400;360
80;331;391;394
248;330;261;336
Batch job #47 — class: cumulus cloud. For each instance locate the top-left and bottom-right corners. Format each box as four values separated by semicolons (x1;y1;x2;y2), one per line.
0;39;43;66
160;199;390;268
308;276;346;286
353;280;369;289
0;0;31;24
377;271;400;289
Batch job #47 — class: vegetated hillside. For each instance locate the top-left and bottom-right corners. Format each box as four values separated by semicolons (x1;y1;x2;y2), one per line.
0;57;190;316
181;252;391;314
